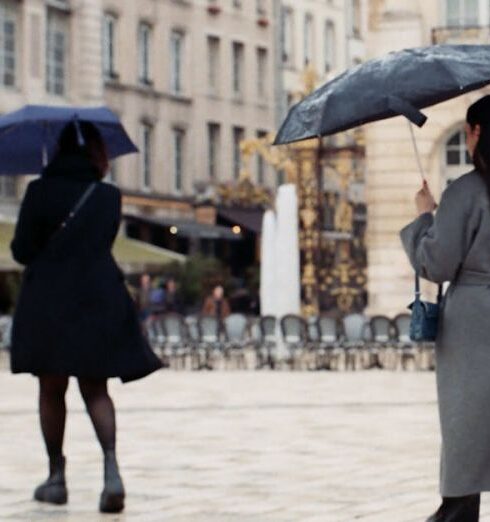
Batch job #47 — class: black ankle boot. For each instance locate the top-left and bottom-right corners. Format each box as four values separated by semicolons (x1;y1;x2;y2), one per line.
426;495;481;522
99;450;125;513
34;455;68;505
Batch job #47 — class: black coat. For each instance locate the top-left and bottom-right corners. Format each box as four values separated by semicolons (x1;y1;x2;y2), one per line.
10;154;161;382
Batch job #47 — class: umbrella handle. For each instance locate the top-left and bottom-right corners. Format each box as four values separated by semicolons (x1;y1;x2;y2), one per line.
408;121;425;182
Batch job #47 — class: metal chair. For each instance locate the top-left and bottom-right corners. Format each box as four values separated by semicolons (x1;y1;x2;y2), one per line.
184;315;200;369
393;313;419;370
162;313;189;370
317;315;341;370
367;315;394;369
257;315;277;369
223;313;249;369
197;315;223;370
280;314;308;370
144;314;167;363
0;315;12;351
306;316;321;370
340;313;369;370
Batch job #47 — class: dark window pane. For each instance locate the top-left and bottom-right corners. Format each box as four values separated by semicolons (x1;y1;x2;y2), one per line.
446;150;461;165
447;132;460;146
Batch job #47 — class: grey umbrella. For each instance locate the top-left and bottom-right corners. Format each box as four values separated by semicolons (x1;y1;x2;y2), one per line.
274;45;490;146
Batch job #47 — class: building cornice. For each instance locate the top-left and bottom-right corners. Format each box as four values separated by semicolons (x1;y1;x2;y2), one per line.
104;81;193;104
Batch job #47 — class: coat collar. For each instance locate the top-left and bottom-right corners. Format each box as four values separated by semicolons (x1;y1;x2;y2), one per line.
42;153;101;182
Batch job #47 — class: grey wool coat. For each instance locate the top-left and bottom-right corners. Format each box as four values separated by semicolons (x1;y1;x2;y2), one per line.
401;170;490;497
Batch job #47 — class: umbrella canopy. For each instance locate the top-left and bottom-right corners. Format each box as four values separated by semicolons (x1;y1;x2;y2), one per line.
0;105;138;175
275;44;490;145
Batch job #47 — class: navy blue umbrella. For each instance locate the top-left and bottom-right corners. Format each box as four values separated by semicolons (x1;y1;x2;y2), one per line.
0;105;138;175
274;44;490;145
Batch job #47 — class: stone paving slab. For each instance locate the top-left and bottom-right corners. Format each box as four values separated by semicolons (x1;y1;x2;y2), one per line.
0;368;489;521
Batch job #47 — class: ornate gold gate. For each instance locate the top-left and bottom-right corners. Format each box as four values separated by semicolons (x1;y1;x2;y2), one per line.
239;69;368;317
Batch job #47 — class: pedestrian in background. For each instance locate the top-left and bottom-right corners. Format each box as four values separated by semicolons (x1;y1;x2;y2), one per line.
10;121;161;514
164;278;185;315
401;95;490;522
202;285;231;320
149;278;166;314
138;273;152;321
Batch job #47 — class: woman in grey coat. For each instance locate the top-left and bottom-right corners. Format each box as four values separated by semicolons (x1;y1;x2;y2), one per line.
401;95;490;521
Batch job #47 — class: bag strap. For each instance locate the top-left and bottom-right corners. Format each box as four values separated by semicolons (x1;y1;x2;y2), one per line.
29;183;98;265
45;182;98;250
59;183;97;230
415;272;443;304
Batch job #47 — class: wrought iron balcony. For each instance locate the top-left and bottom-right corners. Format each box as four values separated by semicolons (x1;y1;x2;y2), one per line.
431;25;490;45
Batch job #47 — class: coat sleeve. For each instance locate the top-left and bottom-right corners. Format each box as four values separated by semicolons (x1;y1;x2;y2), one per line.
400;180;481;284
11;182;42;266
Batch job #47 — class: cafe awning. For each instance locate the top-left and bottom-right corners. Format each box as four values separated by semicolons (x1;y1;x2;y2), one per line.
113;236;185;273
0;222;183;273
216;207;264;234
125;213;243;240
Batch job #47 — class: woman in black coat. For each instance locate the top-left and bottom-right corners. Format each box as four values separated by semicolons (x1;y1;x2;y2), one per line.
10;122;161;513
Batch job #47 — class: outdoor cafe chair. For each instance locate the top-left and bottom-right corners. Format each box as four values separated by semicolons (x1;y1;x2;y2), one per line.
0;315;12;352
197;315;223;370
393;313;420;370
317;315;341;370
340;313;370;370
144;314;166;362
280;314;308;370
257;315;277;369
185;315;201;370
367;315;394;369
223;313;249;369
305;316;323;370
162;313;190;370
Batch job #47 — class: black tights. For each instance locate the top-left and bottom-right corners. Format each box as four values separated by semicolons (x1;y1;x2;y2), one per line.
38;376;116;459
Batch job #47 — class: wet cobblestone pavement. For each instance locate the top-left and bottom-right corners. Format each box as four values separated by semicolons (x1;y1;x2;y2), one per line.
0;366;488;521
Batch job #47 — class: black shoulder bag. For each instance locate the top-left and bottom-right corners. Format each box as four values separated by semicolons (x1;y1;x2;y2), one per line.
408;273;443;342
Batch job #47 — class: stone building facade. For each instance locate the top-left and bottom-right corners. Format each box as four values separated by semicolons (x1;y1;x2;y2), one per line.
0;0;103;216
101;0;276;210
365;0;490;315
276;0;367;125
98;0;278;268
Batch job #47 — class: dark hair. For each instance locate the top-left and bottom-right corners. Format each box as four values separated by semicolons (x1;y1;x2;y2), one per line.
467;95;490;197
56;121;108;179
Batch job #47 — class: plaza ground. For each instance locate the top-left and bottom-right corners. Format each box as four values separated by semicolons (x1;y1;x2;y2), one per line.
0;366;489;521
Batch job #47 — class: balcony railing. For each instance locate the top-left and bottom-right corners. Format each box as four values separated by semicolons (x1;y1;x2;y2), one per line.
431;25;490;44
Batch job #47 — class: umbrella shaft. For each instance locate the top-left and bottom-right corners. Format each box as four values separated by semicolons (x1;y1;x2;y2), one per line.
408;121;425;182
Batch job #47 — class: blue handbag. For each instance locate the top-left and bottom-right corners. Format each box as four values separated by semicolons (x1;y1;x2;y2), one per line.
408;274;443;342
